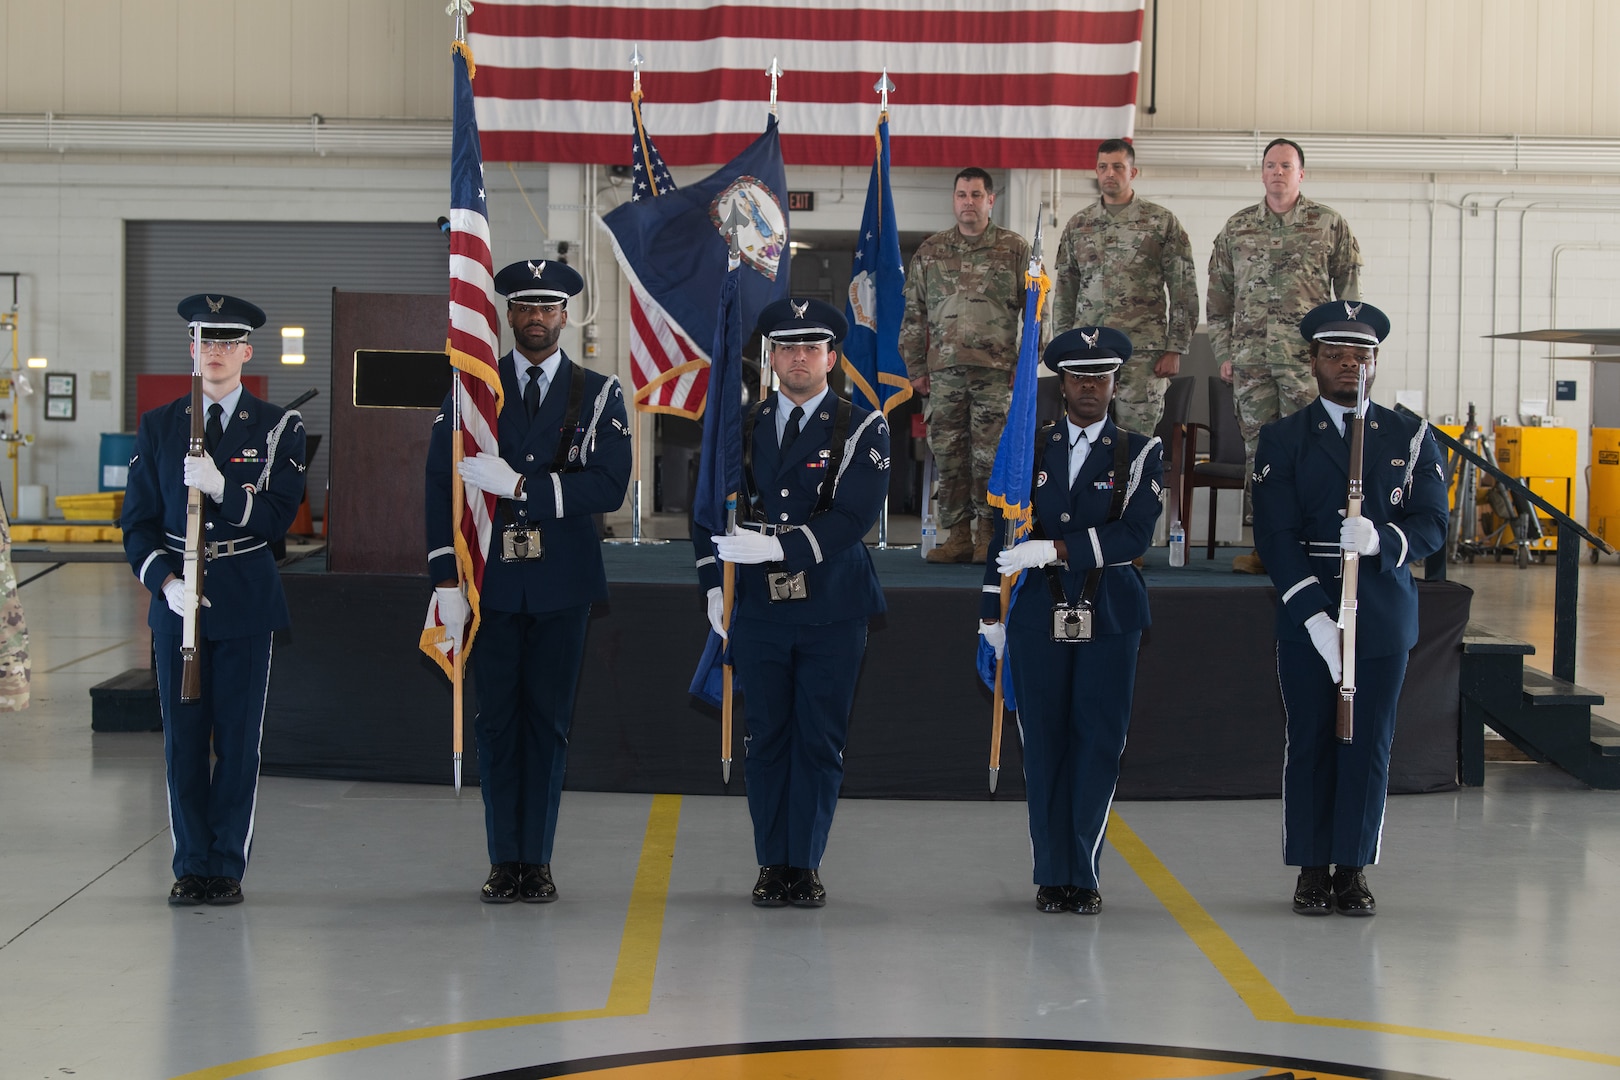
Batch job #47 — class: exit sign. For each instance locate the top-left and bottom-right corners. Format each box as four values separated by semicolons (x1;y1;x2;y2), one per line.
788;190;815;212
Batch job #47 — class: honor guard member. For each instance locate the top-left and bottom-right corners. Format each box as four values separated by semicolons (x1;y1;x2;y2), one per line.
694;298;889;908
1252;301;1447;916
978;327;1162;915
426;259;631;904
122;294;307;906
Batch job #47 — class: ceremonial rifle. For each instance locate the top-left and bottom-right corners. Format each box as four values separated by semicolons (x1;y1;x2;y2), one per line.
179;322;207;703
1336;362;1370;743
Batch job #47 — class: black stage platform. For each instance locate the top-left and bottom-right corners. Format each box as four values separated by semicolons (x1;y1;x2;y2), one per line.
262;548;1471;801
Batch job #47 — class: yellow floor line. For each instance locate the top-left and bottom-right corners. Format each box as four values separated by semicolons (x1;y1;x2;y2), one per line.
170;793;682;1080
1108;810;1620;1068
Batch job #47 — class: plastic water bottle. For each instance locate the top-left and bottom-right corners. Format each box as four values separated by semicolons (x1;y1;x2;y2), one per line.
919;521;937;558
1168;519;1186;567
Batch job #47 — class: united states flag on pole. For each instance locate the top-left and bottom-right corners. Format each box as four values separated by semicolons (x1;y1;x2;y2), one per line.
421;40;503;678
468;0;1143;169
622;91;709;419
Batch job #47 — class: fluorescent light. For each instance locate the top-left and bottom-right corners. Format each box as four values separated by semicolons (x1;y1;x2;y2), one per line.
26;357;47;368
281;326;305;365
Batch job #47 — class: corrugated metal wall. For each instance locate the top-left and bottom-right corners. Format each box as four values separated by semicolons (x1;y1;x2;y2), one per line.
123;220;449;513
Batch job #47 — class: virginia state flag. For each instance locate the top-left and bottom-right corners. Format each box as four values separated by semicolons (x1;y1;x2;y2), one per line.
977;253;1052;707
841;116;911;416
600;116;792;382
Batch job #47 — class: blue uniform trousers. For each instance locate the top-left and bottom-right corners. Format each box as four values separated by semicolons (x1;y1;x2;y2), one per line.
1008;625;1140;890
470;604;590;865
154;631;273;881
1278;640;1407;868
731;614;867;869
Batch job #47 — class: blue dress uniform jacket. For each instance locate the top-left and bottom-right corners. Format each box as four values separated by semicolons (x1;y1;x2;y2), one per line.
121;389;306;882
692;394;889;870
426;352;632;611
982;420;1163;890
1253;399;1449;867
692;396;888;624
123;390;306;637
424;351;631;866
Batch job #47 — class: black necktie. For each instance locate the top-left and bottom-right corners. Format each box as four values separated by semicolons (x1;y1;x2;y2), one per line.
524;365;544;419
781;405;804;453
205;403;224;454
1343;416;1355;445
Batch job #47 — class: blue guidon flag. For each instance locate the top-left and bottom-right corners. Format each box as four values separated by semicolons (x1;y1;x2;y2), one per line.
841;114;911;417
976;248;1052;706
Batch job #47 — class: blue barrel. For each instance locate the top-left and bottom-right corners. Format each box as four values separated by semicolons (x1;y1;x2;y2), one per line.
99;432;137;491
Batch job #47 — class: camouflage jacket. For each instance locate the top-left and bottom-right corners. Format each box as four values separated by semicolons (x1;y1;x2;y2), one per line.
899;221;1031;378
1205;195;1361;369
1051;196;1199;356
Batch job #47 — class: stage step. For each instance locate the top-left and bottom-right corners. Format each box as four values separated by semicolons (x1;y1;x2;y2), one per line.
89;668;162;733
1591;715;1620;757
1461;623;1536;655
1522;667;1604;708
1459;634;1620;790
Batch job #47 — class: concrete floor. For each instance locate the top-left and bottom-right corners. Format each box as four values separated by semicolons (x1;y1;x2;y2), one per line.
2;556;1618;1080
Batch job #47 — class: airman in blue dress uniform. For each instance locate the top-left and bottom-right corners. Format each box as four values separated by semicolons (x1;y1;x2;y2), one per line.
122;294;307;907
426;259;631;904
1253;300;1448;916
693;297;889;908
978;327;1163;915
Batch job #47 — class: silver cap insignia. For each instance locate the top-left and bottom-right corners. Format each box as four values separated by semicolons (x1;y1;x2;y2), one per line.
791;300;808;318
528;260;547;278
1344;301;1362;319
206;296;224;313
1081;328;1099;348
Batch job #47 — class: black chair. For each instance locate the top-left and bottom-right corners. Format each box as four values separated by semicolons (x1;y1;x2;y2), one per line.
1152;376;1196;529
1180;376;1247;559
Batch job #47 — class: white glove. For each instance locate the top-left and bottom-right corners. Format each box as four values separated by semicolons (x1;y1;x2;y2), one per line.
183;454;226;502
1305;612;1344;684
995;539;1058;576
712;531;785;565
1340;515;1381;556
162;577;210;616
706;586;728;640
435;586;469;651
457;453;523;498
978;620;1006;660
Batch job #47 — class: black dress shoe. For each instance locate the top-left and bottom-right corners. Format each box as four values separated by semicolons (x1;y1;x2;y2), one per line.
1292;866;1334;916
1035;885;1068;913
787;867;826;908
481;862;521;904
168;875;207;907
1066;887;1102;915
751;865;790;907
1332;866;1376;916
519;863;557;903
204;877;244;905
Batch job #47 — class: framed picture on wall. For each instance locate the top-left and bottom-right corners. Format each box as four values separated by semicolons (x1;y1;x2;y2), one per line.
45;396;76;421
45;373;75;397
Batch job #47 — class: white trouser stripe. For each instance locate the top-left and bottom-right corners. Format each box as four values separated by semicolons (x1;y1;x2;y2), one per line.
238;637;273;872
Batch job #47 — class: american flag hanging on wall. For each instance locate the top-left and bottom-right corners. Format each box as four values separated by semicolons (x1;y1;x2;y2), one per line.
468;0;1143;169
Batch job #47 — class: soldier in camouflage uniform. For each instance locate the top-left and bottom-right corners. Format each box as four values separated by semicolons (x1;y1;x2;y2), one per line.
0;492;30;711
1206;137;1361;573
1052;139;1199;436
899;167;1031;564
